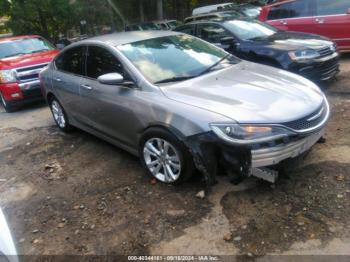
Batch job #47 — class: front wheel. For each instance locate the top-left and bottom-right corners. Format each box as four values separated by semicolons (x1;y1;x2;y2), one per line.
49;98;72;132
0;92;16;113
139;128;195;184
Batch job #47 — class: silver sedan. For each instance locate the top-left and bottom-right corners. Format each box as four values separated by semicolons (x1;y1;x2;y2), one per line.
40;31;329;185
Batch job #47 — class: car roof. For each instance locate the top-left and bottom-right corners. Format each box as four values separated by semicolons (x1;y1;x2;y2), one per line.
0;35;41;43
80;31;181;46
185;17;254;26
153;19;177;23
126;22;157;26
192;3;234;15
267;0;294;7
185;10;242;21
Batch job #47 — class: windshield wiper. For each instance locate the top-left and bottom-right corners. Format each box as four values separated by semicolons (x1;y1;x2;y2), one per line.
154;75;197;84
30;49;49;54
198;54;232;76
154;54;235;84
3;53;26;58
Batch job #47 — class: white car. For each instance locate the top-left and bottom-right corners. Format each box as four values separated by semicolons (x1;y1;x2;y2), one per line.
192;3;235;15
0;209;18;262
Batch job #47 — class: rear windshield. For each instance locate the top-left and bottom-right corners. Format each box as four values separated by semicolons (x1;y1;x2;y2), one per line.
0;37;54;59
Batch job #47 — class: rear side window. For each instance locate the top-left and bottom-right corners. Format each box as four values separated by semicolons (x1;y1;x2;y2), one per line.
316;0;350;16
55;46;85;76
175;25;196;36
85;46;123;79
267;0;312;20
197;24;231;43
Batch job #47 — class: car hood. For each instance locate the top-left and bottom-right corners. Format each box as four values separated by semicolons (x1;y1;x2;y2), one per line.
0;49;59;70
248;31;333;52
160;61;325;124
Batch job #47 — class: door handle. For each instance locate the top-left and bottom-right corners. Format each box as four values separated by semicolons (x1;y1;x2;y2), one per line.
315;18;324;24
54;77;62;82
280;20;287;25
80;84;92;90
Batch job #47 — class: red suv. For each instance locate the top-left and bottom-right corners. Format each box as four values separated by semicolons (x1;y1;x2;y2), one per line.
259;0;350;52
0;35;59;112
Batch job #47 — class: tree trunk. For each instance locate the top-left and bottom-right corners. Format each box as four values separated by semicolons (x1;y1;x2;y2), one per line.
157;0;163;20
139;0;145;22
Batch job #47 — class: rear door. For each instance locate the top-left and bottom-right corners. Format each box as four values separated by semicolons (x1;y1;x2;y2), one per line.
266;0;315;33
315;0;350;51
53;45;86;120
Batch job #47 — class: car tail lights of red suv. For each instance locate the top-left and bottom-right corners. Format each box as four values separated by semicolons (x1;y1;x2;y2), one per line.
0;35;59;112
259;0;350;53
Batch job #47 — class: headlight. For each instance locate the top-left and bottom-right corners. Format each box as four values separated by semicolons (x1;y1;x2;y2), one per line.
330;43;337;52
288;49;319;61
0;70;17;84
210;123;295;145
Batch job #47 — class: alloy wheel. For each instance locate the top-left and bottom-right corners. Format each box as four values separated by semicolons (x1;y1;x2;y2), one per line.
51;100;66;128
143;138;182;183
0;93;7;107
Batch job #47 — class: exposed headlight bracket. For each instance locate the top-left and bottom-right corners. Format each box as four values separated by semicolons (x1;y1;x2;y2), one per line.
251;167;279;183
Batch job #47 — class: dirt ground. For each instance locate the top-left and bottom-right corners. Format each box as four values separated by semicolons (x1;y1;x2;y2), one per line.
1;56;350;259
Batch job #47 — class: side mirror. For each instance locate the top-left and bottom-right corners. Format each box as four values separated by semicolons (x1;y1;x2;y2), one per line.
56;44;65;50
98;73;124;85
220;36;236;46
347;8;350;15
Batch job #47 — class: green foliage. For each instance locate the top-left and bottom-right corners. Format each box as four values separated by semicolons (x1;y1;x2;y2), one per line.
1;0;75;40
0;0;240;39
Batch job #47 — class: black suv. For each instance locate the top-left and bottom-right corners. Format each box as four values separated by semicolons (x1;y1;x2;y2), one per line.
175;18;339;82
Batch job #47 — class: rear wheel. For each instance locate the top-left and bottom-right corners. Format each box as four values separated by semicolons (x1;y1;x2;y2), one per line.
139;128;195;184
0;92;16;113
49;98;72;132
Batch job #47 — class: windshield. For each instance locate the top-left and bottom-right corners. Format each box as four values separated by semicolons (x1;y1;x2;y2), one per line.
0;37;54;59
224;20;278;40
119;34;236;84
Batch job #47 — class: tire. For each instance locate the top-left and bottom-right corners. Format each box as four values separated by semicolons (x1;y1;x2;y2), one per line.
0;92;16;113
49;97;72;132
139;127;195;185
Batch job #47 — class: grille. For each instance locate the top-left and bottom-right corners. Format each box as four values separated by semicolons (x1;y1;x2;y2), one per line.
317;46;334;58
318;58;339;77
282;101;327;131
15;63;48;83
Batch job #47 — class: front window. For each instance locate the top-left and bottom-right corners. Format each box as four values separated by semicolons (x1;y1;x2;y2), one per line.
86;46;124;79
316;0;350;16
118;35;235;84
140;23;160;30
168;21;180;29
197;24;231;44
224;20;278;40
0;37;54;59
267;0;312;20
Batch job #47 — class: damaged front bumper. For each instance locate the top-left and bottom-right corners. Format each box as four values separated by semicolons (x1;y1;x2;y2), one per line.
185;128;325;185
251;129;324;168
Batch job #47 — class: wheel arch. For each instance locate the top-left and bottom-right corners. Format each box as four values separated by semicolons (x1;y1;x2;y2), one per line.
46;92;56;103
138;123;188;145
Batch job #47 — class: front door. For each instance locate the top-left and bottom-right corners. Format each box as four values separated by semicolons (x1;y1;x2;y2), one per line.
314;0;350;51
266;0;315;33
78;45;140;147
